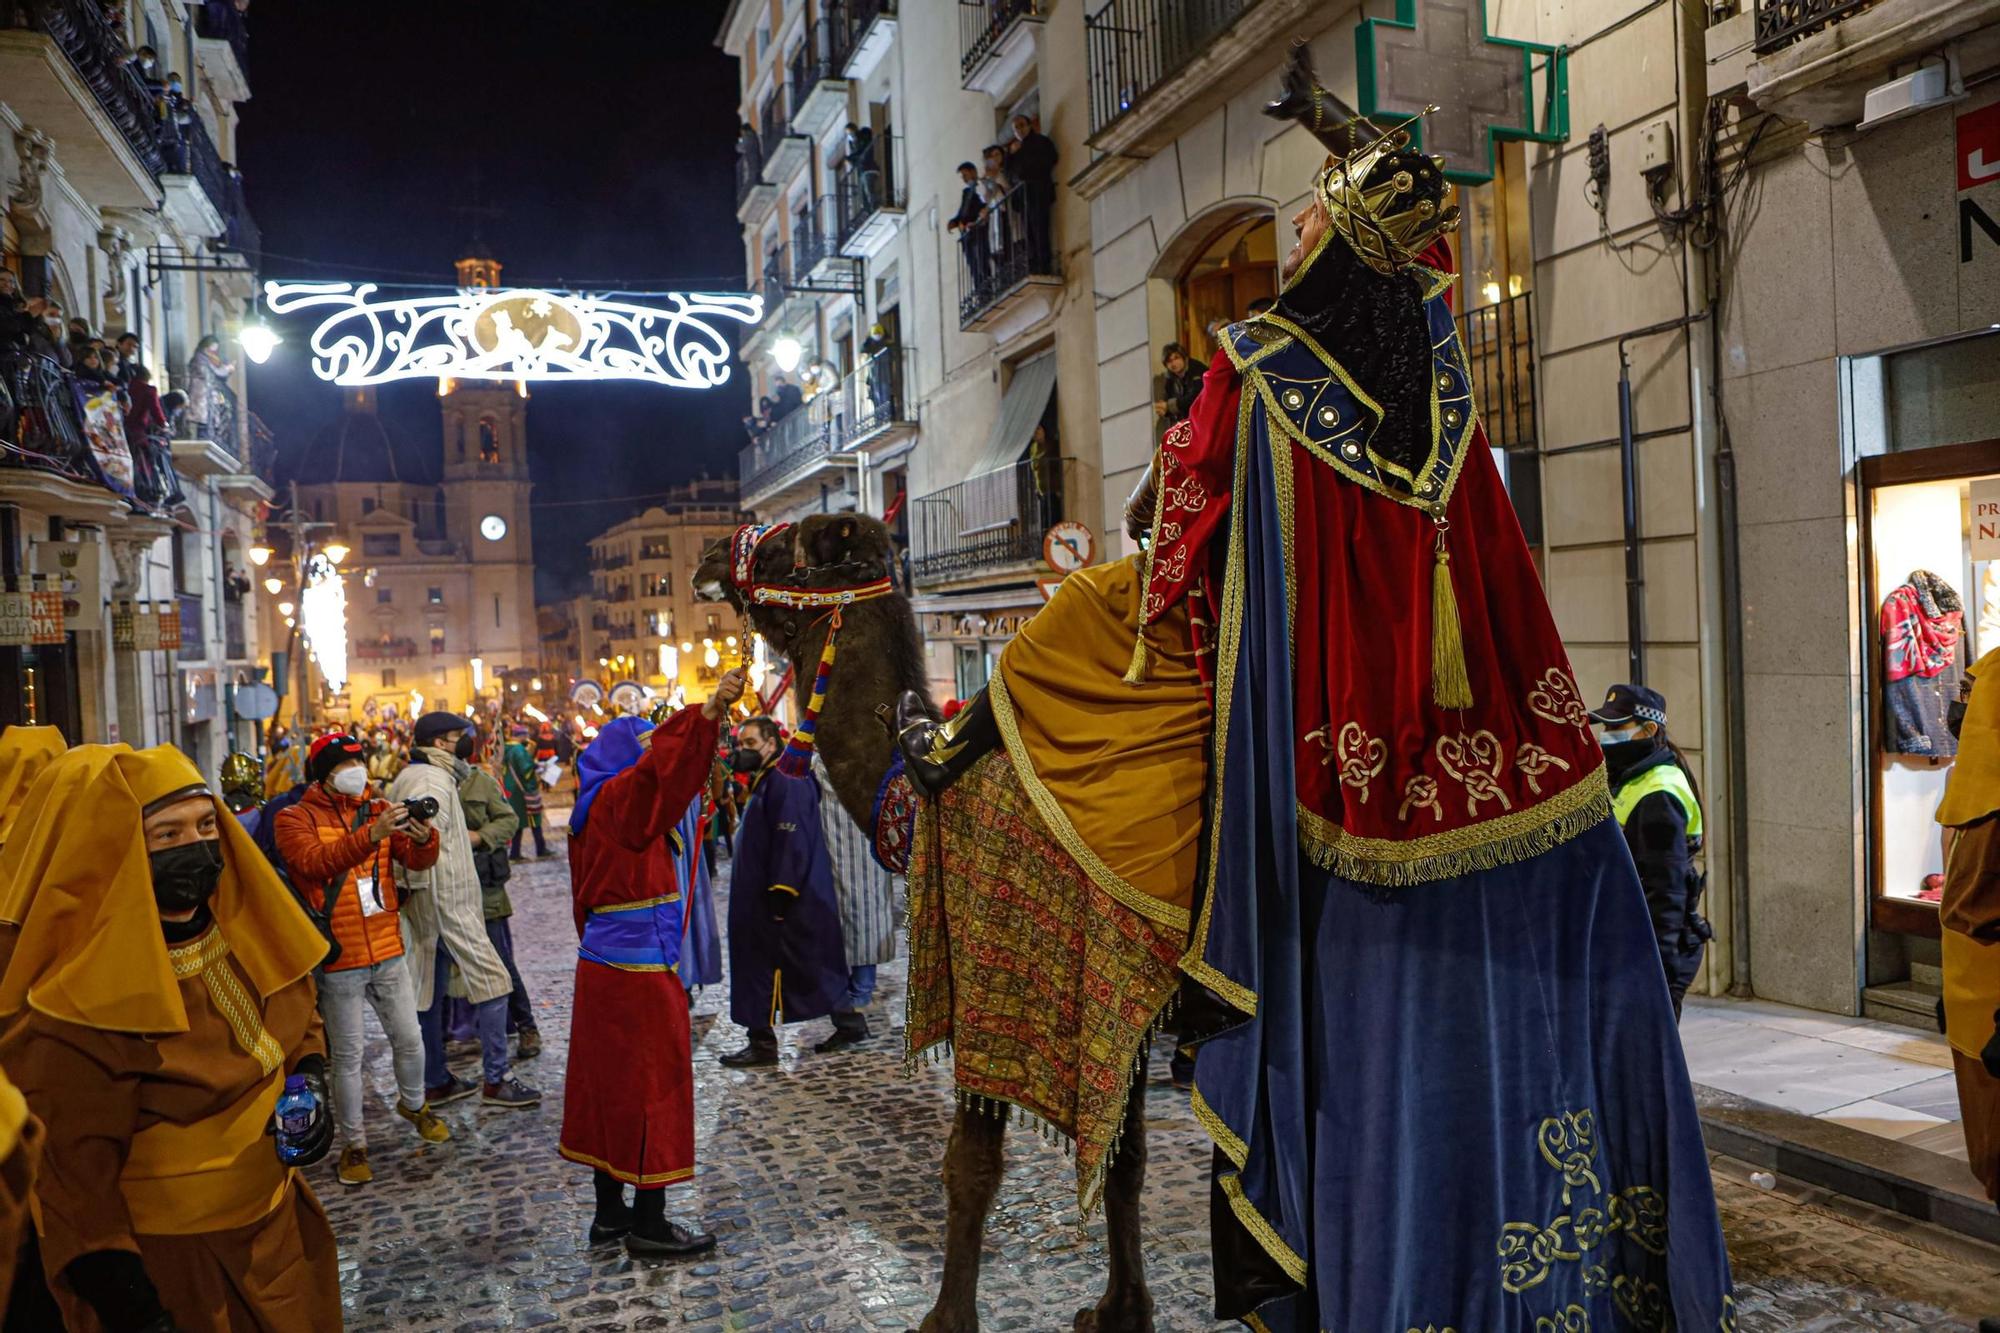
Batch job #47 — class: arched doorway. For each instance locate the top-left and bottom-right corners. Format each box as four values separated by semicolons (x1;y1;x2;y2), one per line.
1175;211;1277;361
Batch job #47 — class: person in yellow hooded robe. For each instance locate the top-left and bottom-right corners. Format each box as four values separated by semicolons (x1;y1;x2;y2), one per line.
0;744;341;1332
0;725;64;852
1938;646;2000;1204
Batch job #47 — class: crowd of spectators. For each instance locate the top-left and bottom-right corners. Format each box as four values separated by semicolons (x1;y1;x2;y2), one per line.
949;113;1059;307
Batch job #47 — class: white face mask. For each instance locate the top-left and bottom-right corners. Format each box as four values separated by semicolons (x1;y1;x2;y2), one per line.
331;766;368;797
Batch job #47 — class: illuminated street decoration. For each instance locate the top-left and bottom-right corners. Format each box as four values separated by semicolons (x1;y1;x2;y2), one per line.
300;564;349;692
263;282;764;388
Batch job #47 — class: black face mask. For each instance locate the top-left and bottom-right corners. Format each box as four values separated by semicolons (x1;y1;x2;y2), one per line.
730;746;769;774
454;733;477;761
1949;699;1969;740
150;838;224;916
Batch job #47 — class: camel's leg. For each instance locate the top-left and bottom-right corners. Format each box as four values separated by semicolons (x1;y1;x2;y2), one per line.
915;1104;1007;1333
1076;1057;1156;1332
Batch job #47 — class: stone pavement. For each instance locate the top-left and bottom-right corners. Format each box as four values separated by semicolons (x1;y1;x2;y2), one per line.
317;830;2000;1331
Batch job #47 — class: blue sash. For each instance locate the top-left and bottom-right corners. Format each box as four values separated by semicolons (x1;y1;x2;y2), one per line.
578;894;682;972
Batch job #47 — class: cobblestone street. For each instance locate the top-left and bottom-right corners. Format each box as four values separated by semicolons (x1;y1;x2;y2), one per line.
318;830;2000;1331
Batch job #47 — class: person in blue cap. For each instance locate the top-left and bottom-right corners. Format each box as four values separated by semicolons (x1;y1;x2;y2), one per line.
1590;683;1711;1018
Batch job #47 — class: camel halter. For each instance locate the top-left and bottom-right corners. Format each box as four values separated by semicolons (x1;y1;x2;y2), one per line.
725;523;894;776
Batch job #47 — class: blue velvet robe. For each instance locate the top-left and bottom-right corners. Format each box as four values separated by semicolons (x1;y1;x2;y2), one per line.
727;766;846;1031
676;796;723;990
1190;344;1736;1330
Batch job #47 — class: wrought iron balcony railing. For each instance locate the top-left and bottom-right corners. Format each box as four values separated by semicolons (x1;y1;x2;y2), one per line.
759;89;788;164
0;350;91;482
738;393;839;500
193;0;250;73
1752;0;1882;53
160;106;232;223
827;0;896;75
837;344;917;448
1456;291;1536;456
788;19;840;125
913;455;1078;583
959;0;1045;83
353;637;418;662
1084;0;1259;137
8;0;168;177
956;179;1061;328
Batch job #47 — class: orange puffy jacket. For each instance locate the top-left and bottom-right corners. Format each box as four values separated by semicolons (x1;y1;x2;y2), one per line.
273;781;441;973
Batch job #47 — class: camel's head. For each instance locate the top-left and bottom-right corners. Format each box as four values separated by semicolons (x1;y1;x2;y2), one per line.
792;513;896;582
691;534;747;611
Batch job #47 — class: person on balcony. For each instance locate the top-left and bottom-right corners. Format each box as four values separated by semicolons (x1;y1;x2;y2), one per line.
114;332;144;387
1006;113;1058;274
844;122;878;213
1154;341;1200;440
978;145;1011;266
183;335;235;442
770;373;804;422
861;323;893;419
948;162;990;298
735;120;762;177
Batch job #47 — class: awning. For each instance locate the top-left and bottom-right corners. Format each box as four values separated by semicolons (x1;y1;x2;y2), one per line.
966;351;1056;479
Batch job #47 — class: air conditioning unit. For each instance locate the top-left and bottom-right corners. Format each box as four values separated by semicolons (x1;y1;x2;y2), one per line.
1858;55;1964;131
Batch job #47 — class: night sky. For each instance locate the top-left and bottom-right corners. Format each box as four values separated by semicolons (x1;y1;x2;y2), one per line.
236;1;748;601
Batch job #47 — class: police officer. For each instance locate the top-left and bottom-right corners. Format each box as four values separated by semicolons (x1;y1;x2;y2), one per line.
1590;684;1710;1018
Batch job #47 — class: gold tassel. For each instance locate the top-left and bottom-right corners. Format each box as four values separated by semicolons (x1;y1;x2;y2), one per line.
1430;524;1473;710
1122;632;1150;685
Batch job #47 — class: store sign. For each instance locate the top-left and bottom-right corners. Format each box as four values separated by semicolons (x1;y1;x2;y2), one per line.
32;540;101;620
1960;101;2000;264
133;604;160;651
156;600;183;652
1356;0;1570;185
0;590;32;647
1971;479;2000;560
28;586;63;644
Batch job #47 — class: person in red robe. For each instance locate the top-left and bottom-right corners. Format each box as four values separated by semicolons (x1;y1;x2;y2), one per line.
558;668;744;1258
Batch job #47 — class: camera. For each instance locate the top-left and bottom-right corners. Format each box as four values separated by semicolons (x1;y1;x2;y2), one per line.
402;796;440;822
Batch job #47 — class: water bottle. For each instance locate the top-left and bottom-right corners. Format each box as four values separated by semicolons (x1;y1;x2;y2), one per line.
274;1075;317;1165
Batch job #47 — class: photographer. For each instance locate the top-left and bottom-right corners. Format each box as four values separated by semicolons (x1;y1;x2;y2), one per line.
274;734;452;1188
391;713;540;1109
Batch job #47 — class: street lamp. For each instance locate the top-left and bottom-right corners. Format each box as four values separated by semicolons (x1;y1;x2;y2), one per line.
321;542;349;565
239;322;282;364
277;601;294;617
772;336;803;373
248;544;273;567
263;576;283;595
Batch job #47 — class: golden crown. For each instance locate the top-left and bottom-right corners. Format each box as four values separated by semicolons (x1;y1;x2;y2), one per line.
1317;107;1462;276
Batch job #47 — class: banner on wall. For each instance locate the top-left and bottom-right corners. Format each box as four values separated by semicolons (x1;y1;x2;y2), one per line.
1972;478;2000;561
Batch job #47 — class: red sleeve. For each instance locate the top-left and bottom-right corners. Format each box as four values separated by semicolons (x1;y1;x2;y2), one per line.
1140;351;1240;626
589;709;723;855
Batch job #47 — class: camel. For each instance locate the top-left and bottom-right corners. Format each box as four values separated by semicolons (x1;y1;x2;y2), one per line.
694;514;1166;1333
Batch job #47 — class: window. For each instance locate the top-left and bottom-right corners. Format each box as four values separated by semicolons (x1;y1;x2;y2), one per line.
361;498;376;515
455;420;466;461
434;668;447;686
705;613;721;634
430;627;446;655
376;588;392;604
362;533;401;558
478;417;500;464
380;668;396;688
427;587;443;606
494;595;502;628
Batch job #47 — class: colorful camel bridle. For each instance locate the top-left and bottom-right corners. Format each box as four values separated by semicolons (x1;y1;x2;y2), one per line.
724;522;895;775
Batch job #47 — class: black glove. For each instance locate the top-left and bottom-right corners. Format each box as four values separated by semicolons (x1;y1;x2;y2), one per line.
766;886;795;924
1983;1009;2000;1081
284;1054;335;1168
65;1249;176;1332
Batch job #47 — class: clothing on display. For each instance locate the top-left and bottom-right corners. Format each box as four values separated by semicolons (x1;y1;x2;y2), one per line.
1882;569;1964;756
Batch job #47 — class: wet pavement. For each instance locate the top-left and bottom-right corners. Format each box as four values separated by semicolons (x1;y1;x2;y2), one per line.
317;827;2000;1331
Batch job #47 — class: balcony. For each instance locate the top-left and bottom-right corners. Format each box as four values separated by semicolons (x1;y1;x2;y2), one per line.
1744;0;2000;128
959;0;1046;97
224;593;246;660
609;626;638;642
759;88;810;186
736;149;779;222
957;180;1063;337
836;130;906;258
837;345;919;452
192;0;249;102
159;107;229;239
2;349;182;514
738;393;842;512
0;0;166;209
790;200;864;297
789;20;851;138
1084;0;1257;137
828;0;898;82
354;636;418;662
912;456;1079;586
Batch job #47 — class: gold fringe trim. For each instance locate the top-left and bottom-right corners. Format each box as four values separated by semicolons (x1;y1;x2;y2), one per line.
989;670;1193;931
1430;536;1473;710
1297;765;1612;888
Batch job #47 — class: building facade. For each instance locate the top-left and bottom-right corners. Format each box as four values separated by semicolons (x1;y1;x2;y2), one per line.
720;0;1110;704
1;0;268;782
575;479;742;707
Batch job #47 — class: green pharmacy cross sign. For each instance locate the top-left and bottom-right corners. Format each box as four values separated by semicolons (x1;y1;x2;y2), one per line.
1357;0;1570;186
